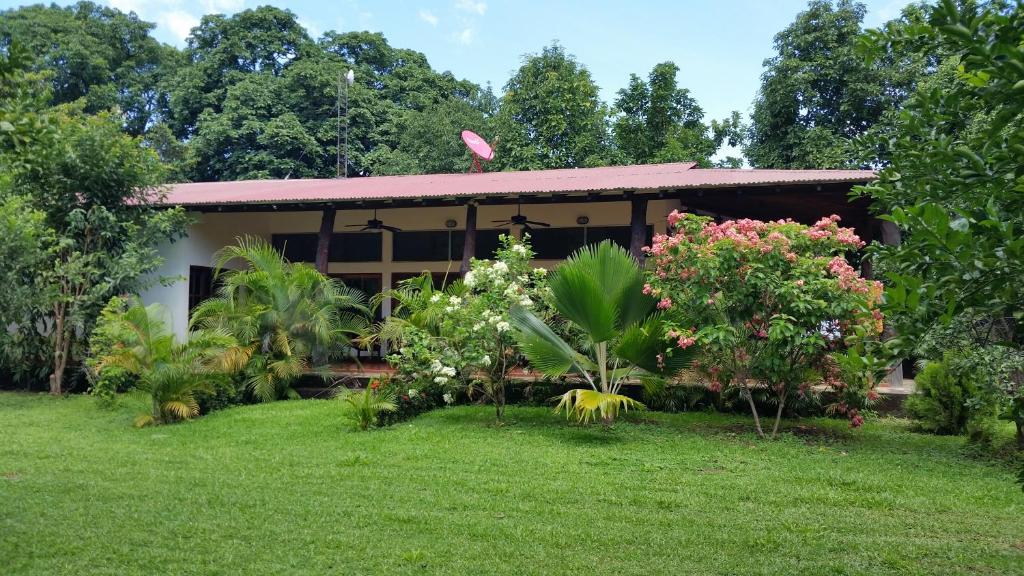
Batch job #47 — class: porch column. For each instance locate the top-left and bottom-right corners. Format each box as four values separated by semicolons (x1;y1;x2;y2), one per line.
315;207;336;274
460;202;477;275
629;197;648;264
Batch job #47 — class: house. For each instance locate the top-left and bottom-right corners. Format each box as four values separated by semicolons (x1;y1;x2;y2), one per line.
143;161;886;342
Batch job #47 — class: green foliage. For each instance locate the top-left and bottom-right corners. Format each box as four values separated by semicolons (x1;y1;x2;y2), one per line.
91;297;235;426
190;236;369;402
856;0;1024;447
338;380;397;430
647;212;884;437
613;62;743;167
0;1;180;135
510;240;693;424
746;0;932;168
494;44;613;170
905;356;978;435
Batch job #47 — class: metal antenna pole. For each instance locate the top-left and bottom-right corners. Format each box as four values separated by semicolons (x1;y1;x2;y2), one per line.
343;75;349;179
335;72;342;178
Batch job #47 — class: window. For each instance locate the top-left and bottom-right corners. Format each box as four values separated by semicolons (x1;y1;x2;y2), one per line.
392;230;503;262
271;232;382;263
332;274;383;321
188;266;217;312
529;226;652;260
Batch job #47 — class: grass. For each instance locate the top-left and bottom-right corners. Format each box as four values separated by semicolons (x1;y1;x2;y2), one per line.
1;393;1022;575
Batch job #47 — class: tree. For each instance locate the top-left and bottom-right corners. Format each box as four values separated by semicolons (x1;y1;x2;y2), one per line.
92;298;235;427
746;0;930;168
191;237;369;402
494;44;613;170
510;241;694;425
613;62;743;167
855;0;1024;448
0;1;180;135
645;212;884;438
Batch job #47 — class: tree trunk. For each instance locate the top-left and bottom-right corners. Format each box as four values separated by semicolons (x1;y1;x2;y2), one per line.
50;307;68;395
770;390;787;440
744;386;766;439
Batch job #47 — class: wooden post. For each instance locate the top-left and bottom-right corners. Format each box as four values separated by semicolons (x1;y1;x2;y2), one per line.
460;202;477;275
629;197;648;264
315;207;336;274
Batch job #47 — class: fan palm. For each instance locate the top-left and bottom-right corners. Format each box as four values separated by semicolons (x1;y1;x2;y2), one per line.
190;236;369;402
95;299;235;427
509;241;696;424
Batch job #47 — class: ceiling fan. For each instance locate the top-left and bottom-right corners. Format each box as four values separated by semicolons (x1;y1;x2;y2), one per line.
492;200;550;232
346;209;401;233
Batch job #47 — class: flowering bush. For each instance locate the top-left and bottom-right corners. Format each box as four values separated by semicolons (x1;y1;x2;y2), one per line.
645;211;884;437
380;234;550;421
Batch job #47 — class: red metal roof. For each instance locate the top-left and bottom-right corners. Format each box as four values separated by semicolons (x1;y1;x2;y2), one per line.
157;162;875;207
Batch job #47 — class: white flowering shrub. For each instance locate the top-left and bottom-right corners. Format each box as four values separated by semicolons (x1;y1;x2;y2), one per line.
383;234;551;421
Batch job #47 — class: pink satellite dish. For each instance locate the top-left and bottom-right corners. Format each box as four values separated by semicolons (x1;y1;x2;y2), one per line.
461;129;494;172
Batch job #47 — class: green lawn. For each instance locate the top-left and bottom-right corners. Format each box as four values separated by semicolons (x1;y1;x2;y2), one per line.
1;393;1021;575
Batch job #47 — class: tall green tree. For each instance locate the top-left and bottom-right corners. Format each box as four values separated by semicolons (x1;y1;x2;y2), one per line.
494;44;613;170
0;1;180;135
856;0;1024;447
614;62;743;167
746;0;930;168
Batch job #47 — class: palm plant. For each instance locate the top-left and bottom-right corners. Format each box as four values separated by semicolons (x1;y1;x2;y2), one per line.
338;380;397;430
94;299;234;427
191;236;369;402
363;271;466;348
509;241;695;424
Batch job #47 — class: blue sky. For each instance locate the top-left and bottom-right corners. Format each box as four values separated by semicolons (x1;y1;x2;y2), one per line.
3;0;915;130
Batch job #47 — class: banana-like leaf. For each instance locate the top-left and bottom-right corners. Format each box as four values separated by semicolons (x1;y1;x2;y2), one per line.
509;305;578;378
553;388;645;424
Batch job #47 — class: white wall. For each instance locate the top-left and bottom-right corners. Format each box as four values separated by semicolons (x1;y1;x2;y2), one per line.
141;199;682;339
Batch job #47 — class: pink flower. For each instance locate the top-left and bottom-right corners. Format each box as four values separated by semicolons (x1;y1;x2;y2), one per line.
795;279;805;287
667;210;685;228
677;336;695;349
657;297;673;310
642;283;653;295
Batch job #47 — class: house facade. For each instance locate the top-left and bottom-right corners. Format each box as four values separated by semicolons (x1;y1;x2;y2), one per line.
143;162;884;341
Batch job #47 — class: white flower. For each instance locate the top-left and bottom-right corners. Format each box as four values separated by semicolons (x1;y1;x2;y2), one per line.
512;244;528;255
533;267;547;276
408;388;419;396
433;376;448;385
430;294;442;303
464;271;476;287
519;296;533;307
503;283;520;298
495;321;510;333
444;306;455;313
441;366;457;377
480;355;491;366
473;321;484;331
430;359;444;373
449;296;462;305
443;393;454;405
493;261;509;274
488;315;501;325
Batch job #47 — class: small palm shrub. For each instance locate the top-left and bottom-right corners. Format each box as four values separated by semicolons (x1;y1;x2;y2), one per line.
191;236;369;402
338;379;397;430
905;356;977;435
510;240;694;425
92;298;234;427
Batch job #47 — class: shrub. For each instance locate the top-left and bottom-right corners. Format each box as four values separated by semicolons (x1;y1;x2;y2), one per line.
905;356;977;435
645;212;885;438
338;380;397;430
191;236;369;402
91;297;236;427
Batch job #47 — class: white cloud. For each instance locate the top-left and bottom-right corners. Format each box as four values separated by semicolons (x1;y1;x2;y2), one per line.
200;0;245;14
418;9;439;26
454;27;475;45
159;9;200;42
454;0;486;16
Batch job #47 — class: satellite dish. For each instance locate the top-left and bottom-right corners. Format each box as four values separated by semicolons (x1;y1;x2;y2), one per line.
462;129;494;173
